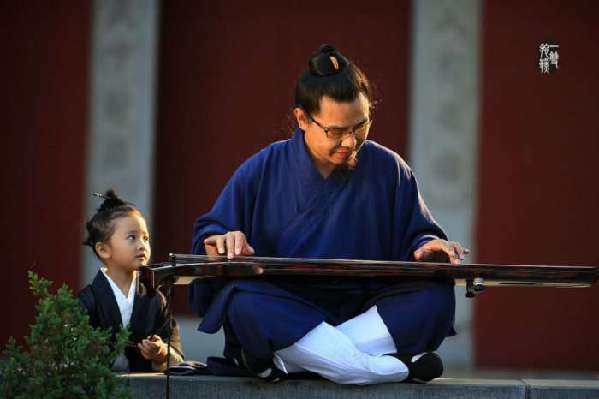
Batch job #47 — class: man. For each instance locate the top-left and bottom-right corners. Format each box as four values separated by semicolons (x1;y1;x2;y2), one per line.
190;45;467;384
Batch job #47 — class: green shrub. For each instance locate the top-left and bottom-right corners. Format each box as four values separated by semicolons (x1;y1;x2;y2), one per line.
0;271;130;398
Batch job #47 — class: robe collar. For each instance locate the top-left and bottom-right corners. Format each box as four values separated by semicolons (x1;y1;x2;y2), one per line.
90;270;150;340
90;270;124;331
290;128;352;189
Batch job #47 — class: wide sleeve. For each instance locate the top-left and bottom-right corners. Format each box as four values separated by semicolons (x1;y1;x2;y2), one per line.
78;286;98;327
189;152;264;316
191;154;263;255
392;160;447;261
152;292;184;370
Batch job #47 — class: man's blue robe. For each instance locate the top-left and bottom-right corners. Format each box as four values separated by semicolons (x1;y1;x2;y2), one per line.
191;129;455;361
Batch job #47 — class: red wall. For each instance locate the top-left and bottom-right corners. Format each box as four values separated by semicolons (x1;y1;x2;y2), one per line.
6;0;596;372
1;3;91;345
475;0;599;370
153;0;413;311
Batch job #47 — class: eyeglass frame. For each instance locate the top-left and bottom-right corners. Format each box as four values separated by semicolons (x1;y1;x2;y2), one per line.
306;112;373;141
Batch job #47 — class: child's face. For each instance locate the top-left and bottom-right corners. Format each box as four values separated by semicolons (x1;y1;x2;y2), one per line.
97;212;151;271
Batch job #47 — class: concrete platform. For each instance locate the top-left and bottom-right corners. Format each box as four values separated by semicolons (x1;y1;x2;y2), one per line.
524;379;599;399
121;374;599;399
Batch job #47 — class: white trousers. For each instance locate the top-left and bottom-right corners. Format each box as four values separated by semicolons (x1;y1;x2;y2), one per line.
273;306;409;385
336;305;397;356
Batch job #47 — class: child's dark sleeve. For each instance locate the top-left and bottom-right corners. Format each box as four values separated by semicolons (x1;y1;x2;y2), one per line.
78;286;98;327
157;292;184;360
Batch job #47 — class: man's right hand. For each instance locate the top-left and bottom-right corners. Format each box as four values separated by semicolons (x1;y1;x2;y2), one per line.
204;231;255;259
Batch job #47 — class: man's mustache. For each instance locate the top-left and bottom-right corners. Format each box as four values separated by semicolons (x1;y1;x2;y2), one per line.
329;138;365;155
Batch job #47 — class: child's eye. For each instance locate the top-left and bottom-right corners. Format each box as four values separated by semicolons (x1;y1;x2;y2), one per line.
127;234;136;241
143;235;150;242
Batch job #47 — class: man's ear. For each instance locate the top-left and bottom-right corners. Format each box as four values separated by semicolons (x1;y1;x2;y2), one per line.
95;242;111;261
293;108;310;131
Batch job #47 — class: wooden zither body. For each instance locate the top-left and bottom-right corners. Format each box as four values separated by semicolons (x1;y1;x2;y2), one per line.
139;254;599;297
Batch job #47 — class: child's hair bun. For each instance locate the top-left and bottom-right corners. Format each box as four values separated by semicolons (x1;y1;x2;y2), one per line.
94;189;129;213
308;44;350;77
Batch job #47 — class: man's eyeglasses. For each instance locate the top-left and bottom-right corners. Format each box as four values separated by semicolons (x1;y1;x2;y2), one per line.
307;113;372;141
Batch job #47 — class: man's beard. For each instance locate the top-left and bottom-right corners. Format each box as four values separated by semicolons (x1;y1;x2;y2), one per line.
334;138;365;171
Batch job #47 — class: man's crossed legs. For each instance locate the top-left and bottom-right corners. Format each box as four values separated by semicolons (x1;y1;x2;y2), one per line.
226;284;453;384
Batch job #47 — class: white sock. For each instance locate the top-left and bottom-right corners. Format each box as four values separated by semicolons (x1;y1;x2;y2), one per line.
336;305;397;356
274;322;408;385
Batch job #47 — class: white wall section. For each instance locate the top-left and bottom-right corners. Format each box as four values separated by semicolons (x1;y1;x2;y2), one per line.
82;0;160;285
409;0;481;369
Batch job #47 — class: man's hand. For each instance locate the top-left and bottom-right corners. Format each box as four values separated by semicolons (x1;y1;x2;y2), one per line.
204;231;255;259
413;239;470;265
137;335;168;364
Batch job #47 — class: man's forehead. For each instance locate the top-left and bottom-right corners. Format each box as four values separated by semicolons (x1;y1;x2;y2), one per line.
318;94;369;111
316;95;370;125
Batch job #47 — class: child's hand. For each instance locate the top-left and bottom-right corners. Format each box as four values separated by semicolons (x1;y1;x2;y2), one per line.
137;335;168;364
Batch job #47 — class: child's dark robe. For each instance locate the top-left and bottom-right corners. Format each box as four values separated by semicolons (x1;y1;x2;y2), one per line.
79;271;183;372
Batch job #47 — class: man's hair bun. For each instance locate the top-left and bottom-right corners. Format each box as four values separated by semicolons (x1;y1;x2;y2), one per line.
295;44;372;116
308;44;350;77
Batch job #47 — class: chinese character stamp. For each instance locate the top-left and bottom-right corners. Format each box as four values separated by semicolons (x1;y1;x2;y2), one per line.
539;43;559;74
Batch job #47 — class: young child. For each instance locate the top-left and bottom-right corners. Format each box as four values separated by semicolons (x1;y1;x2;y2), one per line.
79;189;184;372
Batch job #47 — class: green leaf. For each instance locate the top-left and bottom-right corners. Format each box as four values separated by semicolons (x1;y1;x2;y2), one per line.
0;271;131;398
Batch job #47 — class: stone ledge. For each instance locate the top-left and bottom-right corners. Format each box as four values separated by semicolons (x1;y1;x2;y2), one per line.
121;374;599;399
523;379;599;399
122;374;527;399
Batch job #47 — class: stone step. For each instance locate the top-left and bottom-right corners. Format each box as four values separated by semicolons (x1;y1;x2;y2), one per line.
121;374;599;399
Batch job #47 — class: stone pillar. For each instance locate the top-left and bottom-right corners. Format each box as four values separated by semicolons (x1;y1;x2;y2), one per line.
82;0;160;285
409;0;481;369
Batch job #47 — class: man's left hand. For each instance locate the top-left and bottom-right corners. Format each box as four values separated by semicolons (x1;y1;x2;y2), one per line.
413;239;470;265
